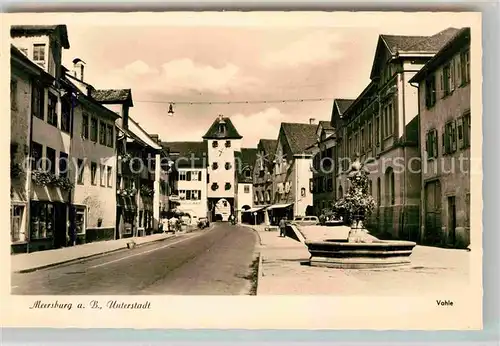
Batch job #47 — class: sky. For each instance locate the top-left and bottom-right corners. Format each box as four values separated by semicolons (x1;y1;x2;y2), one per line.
13;12;477;148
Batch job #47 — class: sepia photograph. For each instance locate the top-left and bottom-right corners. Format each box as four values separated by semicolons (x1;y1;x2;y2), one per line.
1;11;482;329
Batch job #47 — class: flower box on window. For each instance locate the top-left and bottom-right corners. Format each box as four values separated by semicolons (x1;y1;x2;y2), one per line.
31;169;58;187
54;176;74;190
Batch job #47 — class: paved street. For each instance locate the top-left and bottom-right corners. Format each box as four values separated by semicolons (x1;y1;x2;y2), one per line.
11;223;258;295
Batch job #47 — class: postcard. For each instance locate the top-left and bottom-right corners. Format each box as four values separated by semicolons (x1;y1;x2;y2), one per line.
0;11;482;330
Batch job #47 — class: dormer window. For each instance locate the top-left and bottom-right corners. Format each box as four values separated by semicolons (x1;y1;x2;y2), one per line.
33;44;46;68
218;124;225;134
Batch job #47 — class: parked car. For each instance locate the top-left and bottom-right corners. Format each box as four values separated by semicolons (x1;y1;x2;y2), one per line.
291;216;319;226
198;217;210;229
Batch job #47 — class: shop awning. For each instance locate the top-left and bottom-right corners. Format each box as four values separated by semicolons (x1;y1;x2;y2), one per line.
266;203;293;210
242;206;267;213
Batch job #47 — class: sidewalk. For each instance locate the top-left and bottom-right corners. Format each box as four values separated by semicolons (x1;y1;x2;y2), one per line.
247;224;472;296
11;233;176;273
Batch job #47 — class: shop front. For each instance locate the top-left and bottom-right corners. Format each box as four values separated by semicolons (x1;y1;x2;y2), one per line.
266;203;294;225
28;200;68;252
116;195;138;239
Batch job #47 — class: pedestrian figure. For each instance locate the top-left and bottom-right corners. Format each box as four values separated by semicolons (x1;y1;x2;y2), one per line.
279;217;287;237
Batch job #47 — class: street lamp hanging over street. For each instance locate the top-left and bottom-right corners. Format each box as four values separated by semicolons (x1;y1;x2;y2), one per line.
168;103;175;116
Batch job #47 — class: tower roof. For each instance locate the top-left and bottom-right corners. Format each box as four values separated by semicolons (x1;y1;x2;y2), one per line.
202;115;242;139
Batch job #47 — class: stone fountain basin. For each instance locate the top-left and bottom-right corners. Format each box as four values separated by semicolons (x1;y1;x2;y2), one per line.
305;239;417;269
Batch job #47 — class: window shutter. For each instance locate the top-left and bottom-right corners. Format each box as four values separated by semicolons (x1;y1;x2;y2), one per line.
456;55;462;87
186;171;191;181
450;61;455;92
451;120;457;152
457;116;464;149
425;132;430;157
440;72;445;99
441;125;446;155
433;129;439;157
198;171;202;181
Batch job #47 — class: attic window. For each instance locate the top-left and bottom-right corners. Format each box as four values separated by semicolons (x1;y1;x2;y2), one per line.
33;44;46;67
218;124;225;134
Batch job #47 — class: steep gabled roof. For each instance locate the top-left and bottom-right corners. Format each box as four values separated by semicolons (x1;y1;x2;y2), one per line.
410;27;470;84
161;141;208;168
380;34;429;55
235;148;258;183
203;116;242;139
319;120;334;131
11;25;70;49
330;98;356;128
281;123;318;155
370;27;461;79
91;89;133;107
404;27;461;52
335;99;355;116
259;139;277;156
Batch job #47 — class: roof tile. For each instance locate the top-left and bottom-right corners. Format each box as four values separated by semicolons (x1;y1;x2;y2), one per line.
281;123;318;155
91;89;133;105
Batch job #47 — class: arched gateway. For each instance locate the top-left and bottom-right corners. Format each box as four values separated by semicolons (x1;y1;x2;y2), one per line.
208;198;234;222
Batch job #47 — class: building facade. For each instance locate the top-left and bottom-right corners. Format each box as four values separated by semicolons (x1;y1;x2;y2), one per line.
308;121;336;216
11;25;74;253
10;45;47;253
410;28;471;248
162;141;209;221
250;139;276;224
334;28;460;241
270;122;317;223
63;63;120;244
235;148;258;222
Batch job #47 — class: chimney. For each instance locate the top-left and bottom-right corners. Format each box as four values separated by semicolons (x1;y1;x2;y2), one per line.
72;58;86;82
309;118;316;125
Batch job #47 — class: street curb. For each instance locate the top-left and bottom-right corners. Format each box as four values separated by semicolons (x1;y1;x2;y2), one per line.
241;225;262;246
256;251;263;296
15;234;176;274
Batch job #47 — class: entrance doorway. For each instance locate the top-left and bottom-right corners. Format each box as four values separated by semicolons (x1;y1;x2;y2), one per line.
53;203;68;248
424;180;442;246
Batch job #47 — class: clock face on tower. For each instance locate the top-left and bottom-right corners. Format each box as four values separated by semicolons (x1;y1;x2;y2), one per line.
218;147;225;157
